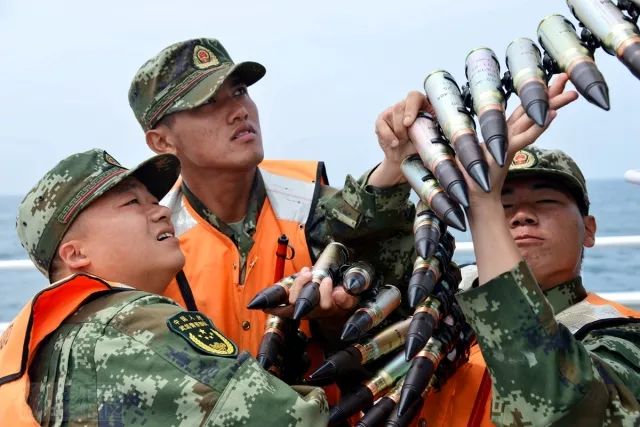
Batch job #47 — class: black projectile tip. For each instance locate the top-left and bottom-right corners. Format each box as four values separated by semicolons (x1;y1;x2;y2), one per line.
570;61;610;111
414;237;436;261
479;109;508;167
307;360;336;383
396;388;421;418
247;293;268;310
448;181;469;208
468;162;491;193
586;83;610;111
292;298;313;321
408;285;428;309
621;42;640;80
405;335;425;361
340;322;363;342
526;100;549;128
487;136;507;167
256;355;271;369
444;207;467;232
520;81;549;127
344;276;364;294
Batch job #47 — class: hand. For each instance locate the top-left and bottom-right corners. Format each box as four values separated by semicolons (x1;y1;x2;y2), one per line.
265;267;359;319
462;73;578;204
369;91;433;187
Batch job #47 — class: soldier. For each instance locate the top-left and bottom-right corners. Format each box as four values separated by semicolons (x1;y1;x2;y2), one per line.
370;73;640;426
448;75;640;425
128;38;416;355
0;149;329;426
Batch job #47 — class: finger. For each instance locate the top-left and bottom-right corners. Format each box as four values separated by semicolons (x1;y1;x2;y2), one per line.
332;286;359;311
506;104;526;127
510;110;558;152
548;90;578;111
288;268;312;304
318;276;335;311
392;101;409;143
402;91;429;127
548;73;570;97
375;111;399;147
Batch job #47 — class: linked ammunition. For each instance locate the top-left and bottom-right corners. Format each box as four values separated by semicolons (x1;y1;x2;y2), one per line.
247;274;296;309
343;261;376;295
408;112;469;207
405;289;452;360
256;314;288;371
538;14;610;110
413;201;446;261
397;322;458;417
341;285;402;342
293;242;349;320
423;70;491;192
505;37;550;126
308;317;412;383
356;380;404;427
401;156;466;232
329;352;411;424
465;47;509;166
407;256;442;308
567;0;640;79
386;396;423;427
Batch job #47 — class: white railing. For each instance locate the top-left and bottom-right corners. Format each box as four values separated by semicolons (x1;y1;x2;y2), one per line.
1;235;639;272
1;235;640;334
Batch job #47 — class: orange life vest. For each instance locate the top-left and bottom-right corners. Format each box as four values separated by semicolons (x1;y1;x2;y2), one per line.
0;274;124;426
162;160;326;357
408;293;640;427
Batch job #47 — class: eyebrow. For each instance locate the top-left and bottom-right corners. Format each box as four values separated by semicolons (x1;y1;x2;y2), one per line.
502;181;568;196
112;178;143;194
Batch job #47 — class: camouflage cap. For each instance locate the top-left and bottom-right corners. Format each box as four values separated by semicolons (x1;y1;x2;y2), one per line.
16;149;180;278
507;146;589;214
128;38;266;131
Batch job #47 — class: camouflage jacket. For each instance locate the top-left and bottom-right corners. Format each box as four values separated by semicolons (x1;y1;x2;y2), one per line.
456;260;640;426
28;290;329;426
183;165;415;286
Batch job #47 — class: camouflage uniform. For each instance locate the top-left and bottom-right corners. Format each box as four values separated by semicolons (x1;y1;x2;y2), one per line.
11;149;329;426
456;147;640;426
28;291;329;426
128;38;416;288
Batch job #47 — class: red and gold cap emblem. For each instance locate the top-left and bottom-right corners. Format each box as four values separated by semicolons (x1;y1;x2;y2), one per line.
510;150;537;169
193;45;220;69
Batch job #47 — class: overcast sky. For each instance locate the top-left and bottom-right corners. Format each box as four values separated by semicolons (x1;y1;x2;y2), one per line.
1;0;638;195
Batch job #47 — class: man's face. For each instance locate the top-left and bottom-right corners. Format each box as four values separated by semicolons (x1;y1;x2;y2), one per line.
501;176;596;290
160;78;263;173
66;178;185;293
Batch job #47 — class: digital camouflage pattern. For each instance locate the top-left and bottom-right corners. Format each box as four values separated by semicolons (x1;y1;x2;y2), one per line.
181;165;415;287
456;261;640;426
15;149;179;278
508;146;590;214
128;38;265;131
28;290;329;426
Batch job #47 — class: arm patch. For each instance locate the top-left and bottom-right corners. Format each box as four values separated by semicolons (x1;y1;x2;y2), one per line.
167;311;238;357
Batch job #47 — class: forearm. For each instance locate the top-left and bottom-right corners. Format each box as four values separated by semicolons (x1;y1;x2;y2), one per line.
367;158;407;187
457;262;640;426
466;198;521;285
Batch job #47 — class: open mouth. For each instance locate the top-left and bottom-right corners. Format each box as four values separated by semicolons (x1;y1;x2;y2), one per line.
157;232;174;241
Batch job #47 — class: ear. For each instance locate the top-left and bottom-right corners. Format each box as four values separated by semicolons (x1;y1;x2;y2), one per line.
145;126;177;155
583;215;597;248
57;240;91;270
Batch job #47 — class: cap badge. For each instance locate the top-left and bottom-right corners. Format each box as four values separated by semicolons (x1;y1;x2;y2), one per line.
193;46;219;69
511;150;537;169
103;152;121;167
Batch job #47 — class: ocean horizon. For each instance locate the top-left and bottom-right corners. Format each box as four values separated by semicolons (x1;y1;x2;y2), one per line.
1;178;639;321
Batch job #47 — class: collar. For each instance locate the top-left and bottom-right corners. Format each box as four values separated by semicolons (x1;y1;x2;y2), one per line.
180;170;266;242
543;276;587;314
